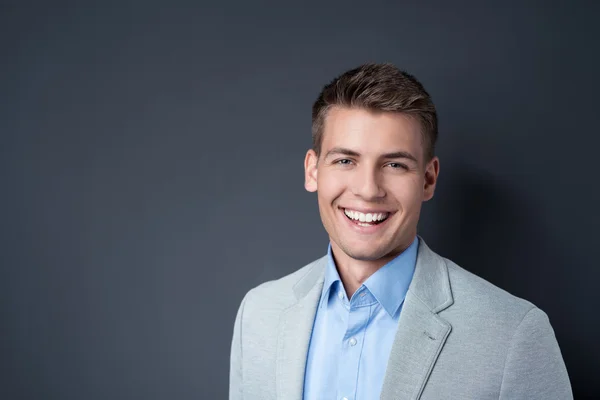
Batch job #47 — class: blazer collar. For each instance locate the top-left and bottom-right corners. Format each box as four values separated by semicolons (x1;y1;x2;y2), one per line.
276;256;327;400
380;236;454;400
293;236;454;311
276;236;455;400
406;236;454;313
292;256;327;301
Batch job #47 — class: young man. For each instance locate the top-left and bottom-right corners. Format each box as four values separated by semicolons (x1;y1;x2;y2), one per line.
229;63;572;400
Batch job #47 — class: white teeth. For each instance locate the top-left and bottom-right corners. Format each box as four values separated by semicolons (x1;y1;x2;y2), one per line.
343;209;389;223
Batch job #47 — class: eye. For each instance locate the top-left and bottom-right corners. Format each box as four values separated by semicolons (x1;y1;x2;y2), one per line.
335;159;354;166
387;162;408;170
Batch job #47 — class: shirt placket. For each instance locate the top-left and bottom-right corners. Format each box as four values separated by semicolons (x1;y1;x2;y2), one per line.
336;288;370;400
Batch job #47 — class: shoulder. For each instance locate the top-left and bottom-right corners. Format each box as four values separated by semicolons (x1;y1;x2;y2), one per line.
240;256;327;315
436;255;563;368
442;256;542;327
446;257;534;307
421;245;571;397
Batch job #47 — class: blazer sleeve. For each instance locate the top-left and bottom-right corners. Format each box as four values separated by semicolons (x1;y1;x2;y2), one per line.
499;307;573;400
229;292;249;400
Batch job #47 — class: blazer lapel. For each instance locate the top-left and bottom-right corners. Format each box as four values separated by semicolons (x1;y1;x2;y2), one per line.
276;257;326;400
380;237;454;400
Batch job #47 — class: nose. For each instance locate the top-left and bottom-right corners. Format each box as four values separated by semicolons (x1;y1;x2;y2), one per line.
351;166;385;200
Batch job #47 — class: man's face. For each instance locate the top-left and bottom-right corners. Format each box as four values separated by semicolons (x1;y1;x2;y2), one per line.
304;107;439;263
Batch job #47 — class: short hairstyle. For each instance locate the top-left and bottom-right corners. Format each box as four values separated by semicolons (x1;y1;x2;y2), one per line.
311;63;438;162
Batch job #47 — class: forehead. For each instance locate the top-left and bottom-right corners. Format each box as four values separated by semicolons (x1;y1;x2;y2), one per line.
321;107;423;156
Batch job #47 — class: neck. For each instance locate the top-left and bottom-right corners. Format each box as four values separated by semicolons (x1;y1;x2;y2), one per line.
330;238;415;298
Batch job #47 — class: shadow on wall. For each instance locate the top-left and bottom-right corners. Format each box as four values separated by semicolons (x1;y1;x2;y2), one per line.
423;163;597;398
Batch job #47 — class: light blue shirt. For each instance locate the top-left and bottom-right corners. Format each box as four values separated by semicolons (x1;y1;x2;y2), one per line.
303;237;418;400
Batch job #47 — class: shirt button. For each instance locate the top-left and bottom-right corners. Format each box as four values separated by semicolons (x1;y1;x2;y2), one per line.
338;291;344;300
349;337;357;346
341;397;349;400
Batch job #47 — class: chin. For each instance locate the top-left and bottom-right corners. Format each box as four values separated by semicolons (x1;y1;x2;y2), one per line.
340;243;391;262
348;253;385;262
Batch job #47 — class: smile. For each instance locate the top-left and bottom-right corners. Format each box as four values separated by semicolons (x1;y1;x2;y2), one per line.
343;208;390;226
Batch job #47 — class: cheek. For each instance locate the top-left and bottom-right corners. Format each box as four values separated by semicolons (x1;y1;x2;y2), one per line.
317;172;346;200
388;176;424;206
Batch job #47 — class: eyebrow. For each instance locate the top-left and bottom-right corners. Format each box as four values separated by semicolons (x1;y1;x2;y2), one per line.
324;147;361;158
381;151;419;163
324;147;418;163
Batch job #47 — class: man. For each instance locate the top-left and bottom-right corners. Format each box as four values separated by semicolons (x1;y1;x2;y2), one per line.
229;63;572;399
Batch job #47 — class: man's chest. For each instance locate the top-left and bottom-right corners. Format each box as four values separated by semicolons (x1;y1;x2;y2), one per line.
303;297;401;400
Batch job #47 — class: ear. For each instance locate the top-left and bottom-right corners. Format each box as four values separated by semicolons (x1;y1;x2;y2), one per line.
423;156;440;201
304;149;318;192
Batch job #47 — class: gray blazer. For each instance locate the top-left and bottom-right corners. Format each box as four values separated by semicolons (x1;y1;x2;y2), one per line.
229;238;572;399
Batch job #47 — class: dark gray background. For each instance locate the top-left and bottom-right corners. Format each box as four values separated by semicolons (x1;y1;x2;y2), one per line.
2;1;599;398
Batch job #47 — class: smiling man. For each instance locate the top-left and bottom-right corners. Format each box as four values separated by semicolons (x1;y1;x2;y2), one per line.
229;64;572;400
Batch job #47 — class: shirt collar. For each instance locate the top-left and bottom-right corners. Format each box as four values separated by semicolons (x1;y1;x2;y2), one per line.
318;236;419;317
318;246;343;309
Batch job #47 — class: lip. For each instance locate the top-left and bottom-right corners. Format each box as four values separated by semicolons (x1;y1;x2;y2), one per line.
338;207;393;234
339;206;394;214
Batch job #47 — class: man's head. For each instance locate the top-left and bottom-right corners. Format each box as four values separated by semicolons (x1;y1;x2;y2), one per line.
311;63;438;163
304;63;440;264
